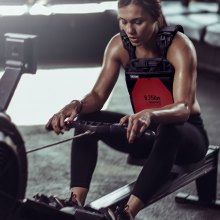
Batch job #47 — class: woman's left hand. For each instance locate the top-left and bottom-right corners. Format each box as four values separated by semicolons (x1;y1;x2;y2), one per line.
119;110;152;144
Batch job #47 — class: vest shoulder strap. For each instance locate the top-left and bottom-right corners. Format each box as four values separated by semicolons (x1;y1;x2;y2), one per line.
120;25;184;60
120;30;136;60
157;25;184;58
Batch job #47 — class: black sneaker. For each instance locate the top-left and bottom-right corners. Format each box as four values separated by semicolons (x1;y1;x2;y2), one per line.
62;192;83;208
60;192;84;214
33;193;83;210
33;194;64;209
100;205;133;220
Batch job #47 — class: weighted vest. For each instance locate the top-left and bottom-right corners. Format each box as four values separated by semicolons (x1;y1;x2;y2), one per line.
120;25;184;113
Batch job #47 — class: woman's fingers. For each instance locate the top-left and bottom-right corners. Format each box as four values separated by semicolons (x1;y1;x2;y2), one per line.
64;111;78;130
126;113;151;143
46;102;80;134
119;115;129;125
127;116;134;140
46;113;65;134
128;119;139;144
59;113;66;128
66;110;78;123
51;113;64;134
139;124;147;134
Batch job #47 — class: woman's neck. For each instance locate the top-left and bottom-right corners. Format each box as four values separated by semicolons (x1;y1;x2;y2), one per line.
135;26;160;58
135;40;159;58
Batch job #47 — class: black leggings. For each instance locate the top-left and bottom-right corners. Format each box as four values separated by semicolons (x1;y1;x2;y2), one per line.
70;110;209;204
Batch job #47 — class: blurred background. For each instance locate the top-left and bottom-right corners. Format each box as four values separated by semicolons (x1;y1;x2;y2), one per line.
0;0;218;68
0;1;220;219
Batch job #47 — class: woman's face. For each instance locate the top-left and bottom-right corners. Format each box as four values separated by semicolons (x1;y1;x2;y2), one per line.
118;4;157;47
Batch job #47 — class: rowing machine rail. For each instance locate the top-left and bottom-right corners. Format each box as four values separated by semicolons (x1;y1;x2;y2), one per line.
86;145;220;211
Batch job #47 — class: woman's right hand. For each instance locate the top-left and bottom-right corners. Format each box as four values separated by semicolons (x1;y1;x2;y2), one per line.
46;100;82;134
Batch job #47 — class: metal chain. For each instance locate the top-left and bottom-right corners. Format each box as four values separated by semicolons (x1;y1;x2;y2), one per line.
26;130;94;154
26;120;155;154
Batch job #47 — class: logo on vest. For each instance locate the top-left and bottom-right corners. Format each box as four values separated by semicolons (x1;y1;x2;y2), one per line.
144;95;161;105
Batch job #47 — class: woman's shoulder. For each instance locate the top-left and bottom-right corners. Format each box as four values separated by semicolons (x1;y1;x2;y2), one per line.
170;31;196;54
106;33;125;52
105;33;129;63
167;31;197;64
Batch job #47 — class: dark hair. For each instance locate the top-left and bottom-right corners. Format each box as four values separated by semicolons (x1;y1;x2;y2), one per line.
118;0;166;27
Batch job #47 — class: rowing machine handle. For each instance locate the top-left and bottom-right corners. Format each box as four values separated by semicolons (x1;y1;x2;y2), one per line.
65;120;156;138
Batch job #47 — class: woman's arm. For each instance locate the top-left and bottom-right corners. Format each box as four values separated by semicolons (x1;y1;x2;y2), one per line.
46;34;123;134
120;32;199;143
150;31;198;123
79;35;122;114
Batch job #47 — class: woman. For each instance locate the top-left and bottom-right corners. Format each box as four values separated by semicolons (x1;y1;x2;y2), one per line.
46;0;209;219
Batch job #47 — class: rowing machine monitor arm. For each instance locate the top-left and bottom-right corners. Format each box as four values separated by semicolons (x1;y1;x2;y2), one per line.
0;33;37;112
0;33;37;207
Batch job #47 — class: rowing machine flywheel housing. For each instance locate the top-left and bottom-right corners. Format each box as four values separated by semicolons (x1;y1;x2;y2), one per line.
0;112;27;200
